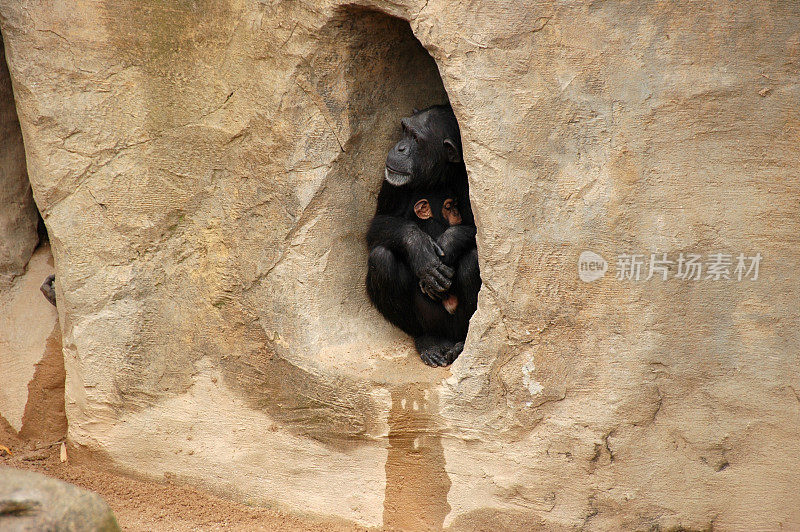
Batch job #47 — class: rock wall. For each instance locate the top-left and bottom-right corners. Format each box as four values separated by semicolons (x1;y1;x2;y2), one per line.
0;244;62;443
0;1;798;529
0;29;62;448
0;32;37;285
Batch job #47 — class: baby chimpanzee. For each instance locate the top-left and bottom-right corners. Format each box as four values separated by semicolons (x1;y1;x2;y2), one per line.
408;190;464;315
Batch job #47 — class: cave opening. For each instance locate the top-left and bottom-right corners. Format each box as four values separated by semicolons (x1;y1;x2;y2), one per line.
289;6;478;364
229;6;476;441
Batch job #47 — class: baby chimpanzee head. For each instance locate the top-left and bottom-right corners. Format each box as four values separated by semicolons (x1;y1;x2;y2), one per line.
413;195;462;227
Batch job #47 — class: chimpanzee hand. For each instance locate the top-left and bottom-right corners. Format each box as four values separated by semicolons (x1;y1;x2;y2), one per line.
404;225;454;300
436;225;477;266
416;255;454;301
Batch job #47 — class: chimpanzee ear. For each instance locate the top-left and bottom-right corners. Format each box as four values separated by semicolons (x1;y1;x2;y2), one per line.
443;138;461;163
413;199;432;220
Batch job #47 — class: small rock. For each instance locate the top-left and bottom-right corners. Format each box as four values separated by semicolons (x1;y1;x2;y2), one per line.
0;467;120;531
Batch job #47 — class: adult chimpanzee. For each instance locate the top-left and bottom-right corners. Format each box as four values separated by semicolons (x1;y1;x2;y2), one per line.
366;105;480;367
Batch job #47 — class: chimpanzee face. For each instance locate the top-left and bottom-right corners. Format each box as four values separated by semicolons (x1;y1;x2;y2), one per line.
384;107;462;188
441;198;462;226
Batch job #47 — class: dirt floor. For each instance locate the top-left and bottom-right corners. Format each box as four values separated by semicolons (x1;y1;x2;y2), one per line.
0;443;368;531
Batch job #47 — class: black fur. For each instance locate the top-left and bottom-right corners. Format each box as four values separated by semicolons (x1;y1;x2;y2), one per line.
366;105;480;367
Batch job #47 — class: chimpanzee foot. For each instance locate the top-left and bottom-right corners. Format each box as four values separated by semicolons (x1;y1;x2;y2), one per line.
442;294;458;314
40;274;56;306
415;335;455;367
445;341;464;364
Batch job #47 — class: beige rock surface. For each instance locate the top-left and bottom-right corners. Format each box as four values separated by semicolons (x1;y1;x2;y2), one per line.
0;244;60;437
0;1;797;529
0;34;38;285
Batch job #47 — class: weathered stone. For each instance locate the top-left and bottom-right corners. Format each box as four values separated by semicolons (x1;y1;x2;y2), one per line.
0;245;60;439
0;467;119;531
0;1;797;530
0;34;38;286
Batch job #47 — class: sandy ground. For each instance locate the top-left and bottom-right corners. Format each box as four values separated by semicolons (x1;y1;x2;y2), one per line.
0;443;368;531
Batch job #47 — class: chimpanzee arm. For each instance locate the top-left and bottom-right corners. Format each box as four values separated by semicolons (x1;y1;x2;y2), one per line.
368;215;454;298
436;225;477;267
367;215;440;260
